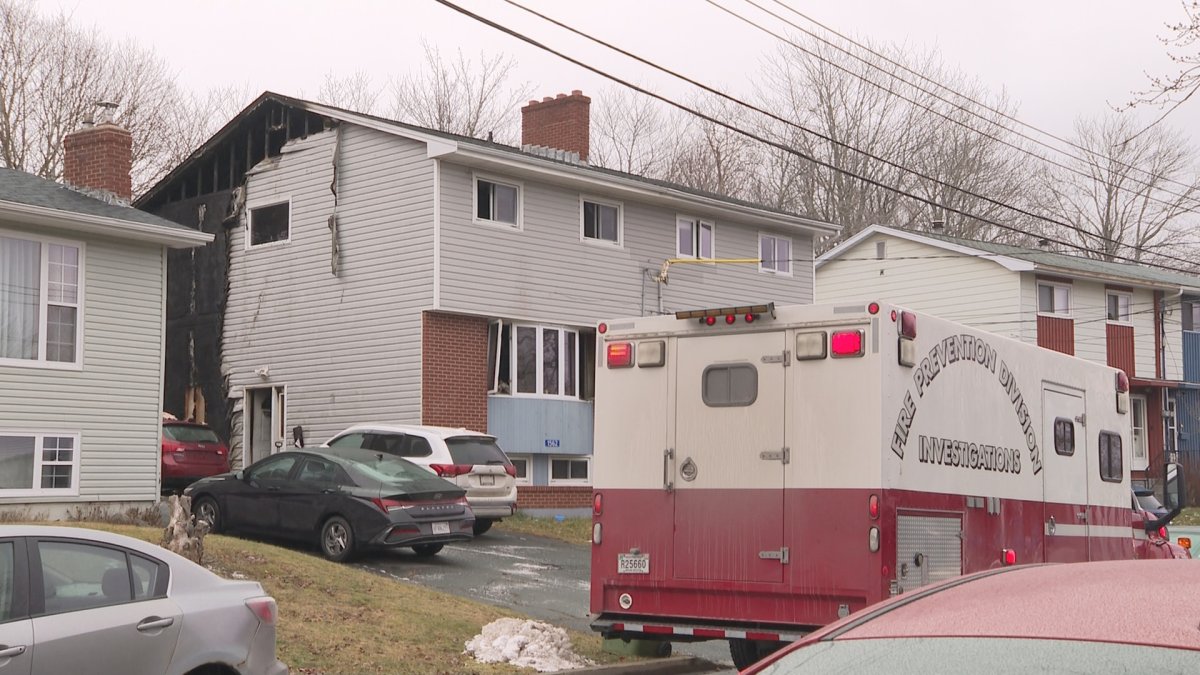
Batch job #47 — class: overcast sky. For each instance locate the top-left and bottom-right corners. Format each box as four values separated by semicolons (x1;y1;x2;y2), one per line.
35;0;1200;142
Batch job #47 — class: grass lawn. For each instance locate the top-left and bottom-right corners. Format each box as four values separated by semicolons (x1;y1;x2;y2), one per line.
55;523;623;674
495;514;593;545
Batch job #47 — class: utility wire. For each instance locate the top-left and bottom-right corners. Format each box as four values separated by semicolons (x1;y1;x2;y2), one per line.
711;0;1200;216
481;0;1200;274
759;0;1200;208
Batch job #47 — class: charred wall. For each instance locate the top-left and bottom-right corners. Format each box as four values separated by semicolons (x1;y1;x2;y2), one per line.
152;190;236;443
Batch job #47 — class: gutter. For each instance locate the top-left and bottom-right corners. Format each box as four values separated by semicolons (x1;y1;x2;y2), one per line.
0;200;212;249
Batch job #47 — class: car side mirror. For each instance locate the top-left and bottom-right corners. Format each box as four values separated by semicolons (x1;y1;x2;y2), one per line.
1146;462;1186;532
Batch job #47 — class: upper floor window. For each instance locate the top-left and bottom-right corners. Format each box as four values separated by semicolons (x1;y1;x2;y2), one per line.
0;234;82;367
1106;291;1131;323
759;233;791;275
581;198;621;245
1183;300;1200;331
248;201;290;247
1037;282;1071;316
677;216;714;259
475;176;520;227
0;433;80;496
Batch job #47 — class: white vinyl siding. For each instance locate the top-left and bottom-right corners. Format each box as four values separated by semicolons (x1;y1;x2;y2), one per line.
817;235;1023;340
224;127;437;458
437;161;815;325
0;229;165;505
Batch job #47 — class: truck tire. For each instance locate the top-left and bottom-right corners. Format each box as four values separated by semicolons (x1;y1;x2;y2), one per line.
729;639;785;669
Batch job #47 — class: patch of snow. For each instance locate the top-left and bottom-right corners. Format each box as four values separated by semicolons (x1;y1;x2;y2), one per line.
465;618;592;672
230;571;248;580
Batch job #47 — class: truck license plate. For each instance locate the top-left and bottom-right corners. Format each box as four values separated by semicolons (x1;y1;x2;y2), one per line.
617;553;650;574
432;522;450;535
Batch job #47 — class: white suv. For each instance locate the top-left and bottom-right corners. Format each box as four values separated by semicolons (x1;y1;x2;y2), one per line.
322;424;517;535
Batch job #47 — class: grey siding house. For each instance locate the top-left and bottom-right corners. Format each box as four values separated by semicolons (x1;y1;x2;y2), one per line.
138;91;837;508
0;121;211;517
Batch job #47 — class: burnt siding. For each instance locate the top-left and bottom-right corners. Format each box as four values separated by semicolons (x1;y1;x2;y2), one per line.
152;190;235;442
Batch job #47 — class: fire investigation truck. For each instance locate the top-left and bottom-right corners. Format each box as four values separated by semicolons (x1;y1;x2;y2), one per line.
588;301;1189;668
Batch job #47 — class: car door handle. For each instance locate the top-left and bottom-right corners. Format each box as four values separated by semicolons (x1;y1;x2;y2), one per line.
266;486;280;492
137;616;175;632
0;644;26;658
321;488;337;494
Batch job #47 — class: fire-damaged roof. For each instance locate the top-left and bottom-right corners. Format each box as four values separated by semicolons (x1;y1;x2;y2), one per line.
136;91;839;236
0;166;211;247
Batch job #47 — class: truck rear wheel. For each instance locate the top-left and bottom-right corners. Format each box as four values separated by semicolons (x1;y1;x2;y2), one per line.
729;639;785;669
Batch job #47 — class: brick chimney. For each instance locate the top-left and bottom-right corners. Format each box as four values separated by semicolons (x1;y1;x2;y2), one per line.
63;110;133;202
521;90;590;162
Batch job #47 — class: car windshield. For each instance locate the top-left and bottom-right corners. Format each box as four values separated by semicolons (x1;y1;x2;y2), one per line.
445;437;508;466
755;637;1194;674
1135;492;1165;512
163;425;220;443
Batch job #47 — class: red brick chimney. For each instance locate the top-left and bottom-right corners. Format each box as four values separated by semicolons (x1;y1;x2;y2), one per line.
521;90;590;162
63;113;133;202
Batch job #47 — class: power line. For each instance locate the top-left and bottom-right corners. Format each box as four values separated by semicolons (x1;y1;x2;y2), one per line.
474;0;1200;275
758;0;1200;209
710;0;1200;217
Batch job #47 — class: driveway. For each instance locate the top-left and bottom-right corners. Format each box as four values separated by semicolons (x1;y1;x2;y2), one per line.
355;528;735;669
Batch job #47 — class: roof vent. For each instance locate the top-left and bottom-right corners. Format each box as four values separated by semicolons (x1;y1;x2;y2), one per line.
521;144;583;165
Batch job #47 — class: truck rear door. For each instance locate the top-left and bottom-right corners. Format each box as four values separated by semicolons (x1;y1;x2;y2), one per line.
672;331;787;583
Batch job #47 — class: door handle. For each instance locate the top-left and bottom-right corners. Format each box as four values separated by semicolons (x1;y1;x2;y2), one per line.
137;616;175;632
321;488;337;494
0;644;26;658
267;486;280;492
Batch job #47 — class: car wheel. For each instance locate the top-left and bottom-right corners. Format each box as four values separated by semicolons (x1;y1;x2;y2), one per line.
193;497;222;534
472;519;493;536
412;543;444;557
729;639;784;669
320;516;356;562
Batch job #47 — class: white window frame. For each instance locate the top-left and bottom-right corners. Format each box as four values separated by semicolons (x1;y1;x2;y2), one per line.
1131;395;1148;471
758;232;792;276
548;455;591;486
508;454;532;486
676;215;715;260
1036;281;1072;317
510;323;580;399
0;431;81;497
245;198;292;250
0;230;84;370
1106;290;1132;324
473;173;523;229
579;196;623;247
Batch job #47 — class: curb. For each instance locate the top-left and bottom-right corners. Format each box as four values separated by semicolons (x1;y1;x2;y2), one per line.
571;656;728;674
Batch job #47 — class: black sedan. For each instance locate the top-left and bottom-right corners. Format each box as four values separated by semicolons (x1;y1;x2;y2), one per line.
184;448;475;562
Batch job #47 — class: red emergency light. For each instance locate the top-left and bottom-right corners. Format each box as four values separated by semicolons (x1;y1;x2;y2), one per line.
899;311;917;339
725;314;736;325
606;342;634;368
598;323;608;334
593;492;603;516
1116;370;1130;393
869;494;879;519
704;316;717;326
867;302;880;315
1003;548;1017;565
831;330;865;358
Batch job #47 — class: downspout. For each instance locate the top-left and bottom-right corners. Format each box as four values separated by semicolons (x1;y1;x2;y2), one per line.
1155;291;1164;380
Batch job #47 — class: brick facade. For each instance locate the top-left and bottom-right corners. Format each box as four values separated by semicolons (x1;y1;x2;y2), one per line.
421;311;489;432
521;91;591;161
63;123;133;201
516;485;593;510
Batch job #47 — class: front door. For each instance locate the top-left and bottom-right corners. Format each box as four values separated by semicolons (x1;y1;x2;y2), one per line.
245;386;286;466
1043;385;1090;562
673;332;787;583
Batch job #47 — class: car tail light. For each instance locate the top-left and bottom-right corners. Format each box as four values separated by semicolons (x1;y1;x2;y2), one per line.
899;311;917;339
430;464;473;477
245;597;277;625
503;463;517;478
831;330;865;357
869;494;879;519
1003;549;1017;565
606;342;633;368
372;497;410;512
1159;526;1169;540
593;492;603;516
162;440;184;453
215;446;227;455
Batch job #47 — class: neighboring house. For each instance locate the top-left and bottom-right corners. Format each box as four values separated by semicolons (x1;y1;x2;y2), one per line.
136;91;838;510
817;224;1200;486
0;119;212;517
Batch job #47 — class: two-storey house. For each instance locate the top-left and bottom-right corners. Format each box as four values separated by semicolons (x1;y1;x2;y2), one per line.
1;119;212;517
137;91;838;510
817;224;1200;488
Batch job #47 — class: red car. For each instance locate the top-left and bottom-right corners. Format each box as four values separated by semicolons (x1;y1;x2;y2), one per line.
162;421;231;492
743;559;1200;673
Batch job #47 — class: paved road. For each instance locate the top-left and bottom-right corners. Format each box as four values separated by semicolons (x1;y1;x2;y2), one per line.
354;529;735;670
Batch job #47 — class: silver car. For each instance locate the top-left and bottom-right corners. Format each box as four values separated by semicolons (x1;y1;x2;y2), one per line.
0;525;287;675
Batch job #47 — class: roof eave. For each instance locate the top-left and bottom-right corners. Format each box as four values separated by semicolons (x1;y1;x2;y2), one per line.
1028;263;1195;292
816;225;1034;271
448;145;840;237
0;199;212;248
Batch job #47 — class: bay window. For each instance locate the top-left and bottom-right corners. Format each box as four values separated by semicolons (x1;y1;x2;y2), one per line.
0;233;82;367
489;321;593;399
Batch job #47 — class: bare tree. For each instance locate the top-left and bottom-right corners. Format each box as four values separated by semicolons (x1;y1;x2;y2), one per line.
1036;113;1200;263
1124;1;1200;130
590;86;673;175
388;42;533;141
317;70;381;115
660;95;759;199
